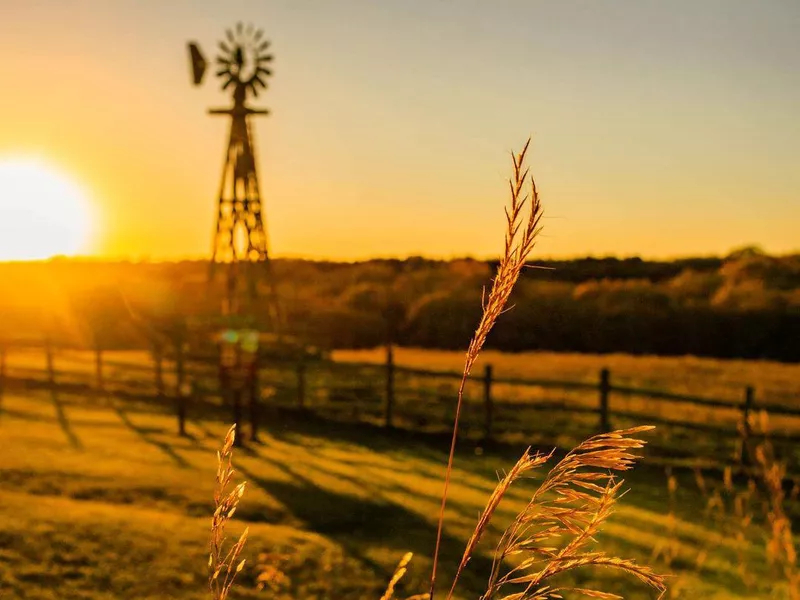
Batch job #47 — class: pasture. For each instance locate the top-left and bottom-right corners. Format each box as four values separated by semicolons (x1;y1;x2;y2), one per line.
334;347;800;468
5;344;800;471
333;347;800;407
0;376;795;598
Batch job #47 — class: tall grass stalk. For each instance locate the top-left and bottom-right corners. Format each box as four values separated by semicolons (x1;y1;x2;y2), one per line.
447;427;665;600
429;138;544;599
209;424;249;600
428;139;664;600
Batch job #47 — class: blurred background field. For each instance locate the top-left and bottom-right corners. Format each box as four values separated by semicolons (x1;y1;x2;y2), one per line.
334;347;800;406
0;385;793;599
2;254;800;598
5;342;800;471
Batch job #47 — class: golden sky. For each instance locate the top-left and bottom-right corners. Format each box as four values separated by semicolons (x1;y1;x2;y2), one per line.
0;0;798;261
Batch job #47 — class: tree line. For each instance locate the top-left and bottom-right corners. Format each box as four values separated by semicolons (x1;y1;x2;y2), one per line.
1;249;798;362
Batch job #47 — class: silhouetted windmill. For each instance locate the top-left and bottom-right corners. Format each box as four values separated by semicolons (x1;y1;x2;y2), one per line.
188;23;280;329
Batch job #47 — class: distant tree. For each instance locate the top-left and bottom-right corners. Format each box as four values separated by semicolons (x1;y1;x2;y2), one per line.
665;269;724;306
3;253;800;361
720;254;800;291
725;245;766;260
404;289;482;349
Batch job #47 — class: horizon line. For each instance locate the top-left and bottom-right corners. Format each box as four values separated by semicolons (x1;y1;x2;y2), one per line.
1;247;796;266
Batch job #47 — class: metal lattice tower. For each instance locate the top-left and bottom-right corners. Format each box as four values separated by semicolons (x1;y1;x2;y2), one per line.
188;23;281;328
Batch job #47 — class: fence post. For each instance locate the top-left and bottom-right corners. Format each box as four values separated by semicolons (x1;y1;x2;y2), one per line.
177;378;190;437
95;345;104;391
175;340;185;398
249;366;261;443
739;386;755;465
296;357;306;410
385;344;395;429
45;337;56;388
483;364;494;444
0;345;6;404
154;344;164;398
599;368;611;433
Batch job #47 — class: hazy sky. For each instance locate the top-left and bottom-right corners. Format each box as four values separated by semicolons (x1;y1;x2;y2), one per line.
1;0;798;261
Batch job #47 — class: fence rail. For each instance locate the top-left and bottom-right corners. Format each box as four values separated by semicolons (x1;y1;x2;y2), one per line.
1;341;798;470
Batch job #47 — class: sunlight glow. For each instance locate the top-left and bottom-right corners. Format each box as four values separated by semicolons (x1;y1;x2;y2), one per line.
0;158;95;261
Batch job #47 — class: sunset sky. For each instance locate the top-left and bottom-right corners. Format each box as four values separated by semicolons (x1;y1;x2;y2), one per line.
0;0;798;261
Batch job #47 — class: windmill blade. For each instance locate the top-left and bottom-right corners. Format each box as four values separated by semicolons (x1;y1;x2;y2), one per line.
249;83;260;98
258;40;271;51
216;55;231;65
218;40;231;54
187;42;207;86
256;66;272;78
252;75;266;89
254;29;264;41
221;75;236;91
257;53;273;63
246;23;254;35
226;28;235;43
236;22;243;34
216;67;231;78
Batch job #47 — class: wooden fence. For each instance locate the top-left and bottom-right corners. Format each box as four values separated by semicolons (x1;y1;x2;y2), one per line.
1;342;799;470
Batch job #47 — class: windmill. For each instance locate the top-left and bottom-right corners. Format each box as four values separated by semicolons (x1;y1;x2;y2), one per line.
187;23;281;445
187;23;280;328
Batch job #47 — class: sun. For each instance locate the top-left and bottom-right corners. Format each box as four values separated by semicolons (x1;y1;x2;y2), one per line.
0;158;96;261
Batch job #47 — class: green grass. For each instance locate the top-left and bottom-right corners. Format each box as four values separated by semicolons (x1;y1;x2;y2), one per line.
0;385;793;599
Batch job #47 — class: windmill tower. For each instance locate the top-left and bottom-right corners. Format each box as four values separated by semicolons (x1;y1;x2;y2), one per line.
188;23;280;329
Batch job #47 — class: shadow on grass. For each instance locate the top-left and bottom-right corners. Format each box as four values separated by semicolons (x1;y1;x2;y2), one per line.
247;407;782;593
6;387;776;597
189;418;220;440
257;424;762;595
49;388;83;450
236;460;495;598
249;435;508;530
109;397;192;469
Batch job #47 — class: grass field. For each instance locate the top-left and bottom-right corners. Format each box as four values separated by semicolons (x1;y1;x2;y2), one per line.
333;347;800;407
0;383;794;599
9;346;800;406
333;347;800;467
5;344;800;467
